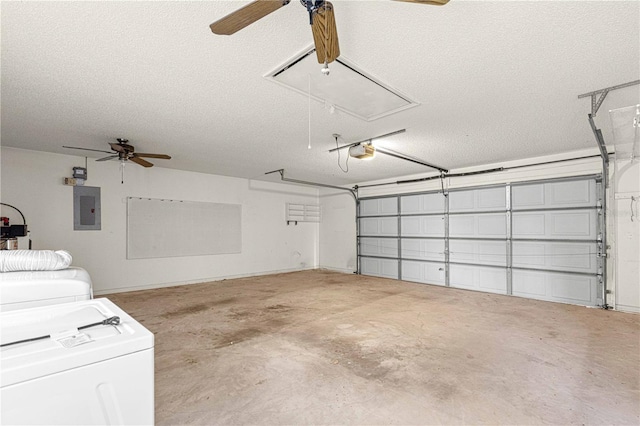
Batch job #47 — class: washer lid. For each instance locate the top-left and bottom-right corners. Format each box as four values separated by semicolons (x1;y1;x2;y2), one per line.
1;298;153;387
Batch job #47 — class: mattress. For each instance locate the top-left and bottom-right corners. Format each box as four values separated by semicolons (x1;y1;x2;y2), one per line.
0;267;93;312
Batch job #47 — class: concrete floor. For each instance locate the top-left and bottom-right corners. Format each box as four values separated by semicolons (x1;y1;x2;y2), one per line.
106;270;640;425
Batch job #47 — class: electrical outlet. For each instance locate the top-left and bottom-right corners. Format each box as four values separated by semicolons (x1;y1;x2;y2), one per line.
64;177;77;186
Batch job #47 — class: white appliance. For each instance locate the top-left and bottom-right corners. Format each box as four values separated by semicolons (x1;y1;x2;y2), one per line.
0;267;93;312
1;298;154;425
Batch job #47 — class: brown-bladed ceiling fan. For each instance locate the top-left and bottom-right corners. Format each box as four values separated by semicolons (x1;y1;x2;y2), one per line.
209;0;449;65
63;138;171;168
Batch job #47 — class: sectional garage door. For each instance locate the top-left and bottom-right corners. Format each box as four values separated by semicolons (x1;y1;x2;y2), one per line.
357;177;604;306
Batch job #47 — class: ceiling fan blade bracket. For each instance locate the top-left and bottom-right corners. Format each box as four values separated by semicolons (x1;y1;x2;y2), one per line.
110;141;135;153
109;142;126;153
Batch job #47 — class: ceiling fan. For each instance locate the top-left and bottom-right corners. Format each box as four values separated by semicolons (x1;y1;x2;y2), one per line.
63;138;171;168
209;0;450;66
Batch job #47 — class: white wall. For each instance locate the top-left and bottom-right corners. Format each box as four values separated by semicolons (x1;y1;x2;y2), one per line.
612;157;640;312
319;190;357;273
0;147;319;294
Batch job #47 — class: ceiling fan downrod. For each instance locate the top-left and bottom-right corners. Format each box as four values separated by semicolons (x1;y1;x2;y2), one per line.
303;0;324;25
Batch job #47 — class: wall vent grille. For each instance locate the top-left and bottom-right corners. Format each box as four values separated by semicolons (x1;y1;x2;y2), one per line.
286;203;321;223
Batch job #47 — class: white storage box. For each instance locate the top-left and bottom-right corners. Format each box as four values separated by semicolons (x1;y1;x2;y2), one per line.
0;267;93;312
1;298;154;425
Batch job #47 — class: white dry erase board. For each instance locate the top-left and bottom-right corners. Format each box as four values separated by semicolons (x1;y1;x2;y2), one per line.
127;197;242;259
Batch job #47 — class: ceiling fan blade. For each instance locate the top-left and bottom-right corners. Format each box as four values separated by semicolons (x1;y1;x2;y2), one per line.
210;0;290;35
133;153;171;160
109;142;127;153
393;0;450;6
62;146;113;154
311;1;340;64
96;155;119;162
129;157;154;168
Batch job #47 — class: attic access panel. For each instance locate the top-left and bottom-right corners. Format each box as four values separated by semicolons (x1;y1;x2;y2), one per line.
266;48;419;121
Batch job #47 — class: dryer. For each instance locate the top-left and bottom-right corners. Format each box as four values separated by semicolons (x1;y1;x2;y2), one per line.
0;267;93;312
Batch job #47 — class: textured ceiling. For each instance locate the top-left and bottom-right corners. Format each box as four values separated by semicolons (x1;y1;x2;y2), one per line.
1;1;639;186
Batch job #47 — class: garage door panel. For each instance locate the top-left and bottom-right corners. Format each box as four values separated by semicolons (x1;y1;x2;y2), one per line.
449;240;507;266
512;241;597;273
449;187;506;212
512;180;597;209
512;213;545;237
401;239;445;262
449;216;474;236
401;216;445;237
360;217;398;236
551;212;596;238
549;180;596;206
512;269;596;305
360;257;398;279
359;199;378;217
512;185;544;209
512;210;597;240
448;190;475;211
449;265;507;294
401;260;446;286
360;238;398;258
360;198;398;216
401;193;445;214
449;213;507;238
549;244;596;271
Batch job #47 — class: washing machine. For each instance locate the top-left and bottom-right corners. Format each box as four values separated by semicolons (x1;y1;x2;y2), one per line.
1;298;154;425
